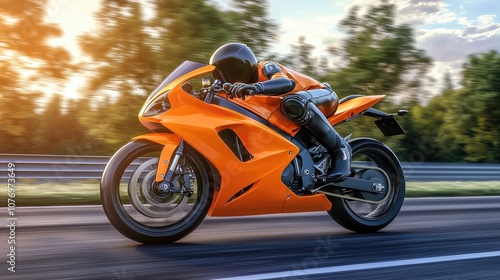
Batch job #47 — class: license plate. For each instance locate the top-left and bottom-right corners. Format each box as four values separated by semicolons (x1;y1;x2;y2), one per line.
374;117;405;136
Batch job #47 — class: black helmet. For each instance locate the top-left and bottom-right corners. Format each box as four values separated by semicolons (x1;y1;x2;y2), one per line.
209;43;258;84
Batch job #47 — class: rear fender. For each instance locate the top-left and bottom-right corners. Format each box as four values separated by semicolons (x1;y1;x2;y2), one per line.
132;133;181;182
329;95;385;126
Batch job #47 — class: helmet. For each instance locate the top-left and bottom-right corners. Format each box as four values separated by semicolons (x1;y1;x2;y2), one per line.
209;43;258;84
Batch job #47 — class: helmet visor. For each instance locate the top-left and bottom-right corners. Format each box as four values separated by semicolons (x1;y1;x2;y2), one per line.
214;62;251;83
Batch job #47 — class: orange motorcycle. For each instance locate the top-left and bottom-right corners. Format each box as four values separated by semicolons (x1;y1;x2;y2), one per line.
100;61;407;244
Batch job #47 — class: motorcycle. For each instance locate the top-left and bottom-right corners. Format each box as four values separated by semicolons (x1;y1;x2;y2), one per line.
100;61;408;244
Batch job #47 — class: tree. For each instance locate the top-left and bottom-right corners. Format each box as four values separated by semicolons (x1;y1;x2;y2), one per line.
0;93;38;153
437;51;500;162
78;0;160;153
319;1;432;148
152;0;232;71
0;0;73;153
79;0;157;95
400;94;450;162
35;94;63;153
226;0;278;58
325;1;432;100
443;72;454;92
285;36;318;77
0;1;72;80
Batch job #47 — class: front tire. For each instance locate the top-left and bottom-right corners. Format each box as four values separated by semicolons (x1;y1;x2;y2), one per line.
100;140;212;244
327;138;405;233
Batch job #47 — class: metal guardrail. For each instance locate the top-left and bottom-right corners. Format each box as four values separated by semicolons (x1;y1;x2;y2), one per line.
1;154;500;182
0;154;148;182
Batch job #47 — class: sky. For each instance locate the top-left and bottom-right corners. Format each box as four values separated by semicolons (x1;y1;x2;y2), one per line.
45;0;500;97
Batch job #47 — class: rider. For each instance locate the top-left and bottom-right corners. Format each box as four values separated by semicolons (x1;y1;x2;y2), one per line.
209;42;351;183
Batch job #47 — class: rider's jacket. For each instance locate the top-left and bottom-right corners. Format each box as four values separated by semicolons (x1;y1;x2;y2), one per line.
254;61;326;95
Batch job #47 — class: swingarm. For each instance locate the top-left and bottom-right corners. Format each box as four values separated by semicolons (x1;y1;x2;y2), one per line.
312;164;392;205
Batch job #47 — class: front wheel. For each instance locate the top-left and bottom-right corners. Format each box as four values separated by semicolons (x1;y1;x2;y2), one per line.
327;138;405;233
100;140;212;244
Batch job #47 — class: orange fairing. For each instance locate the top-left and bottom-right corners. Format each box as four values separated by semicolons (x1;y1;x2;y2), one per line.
329;95;386;126
137;64;331;216
163;98;331;216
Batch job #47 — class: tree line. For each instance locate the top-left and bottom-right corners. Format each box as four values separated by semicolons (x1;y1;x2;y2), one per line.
1;0;499;163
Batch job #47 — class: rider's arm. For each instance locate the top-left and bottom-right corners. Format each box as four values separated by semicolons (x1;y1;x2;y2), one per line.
253;62;295;96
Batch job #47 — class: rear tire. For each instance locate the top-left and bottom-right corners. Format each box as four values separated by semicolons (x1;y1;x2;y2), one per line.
327;138;405;233
100;140;212;244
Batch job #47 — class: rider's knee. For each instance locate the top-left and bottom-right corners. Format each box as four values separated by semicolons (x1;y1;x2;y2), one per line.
311;88;338;118
281;94;309;125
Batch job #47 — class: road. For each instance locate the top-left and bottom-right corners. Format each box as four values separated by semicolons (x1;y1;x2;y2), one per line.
3;196;500;279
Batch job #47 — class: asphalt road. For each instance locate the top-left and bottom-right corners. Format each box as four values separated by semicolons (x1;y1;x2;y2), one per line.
3;196;500;280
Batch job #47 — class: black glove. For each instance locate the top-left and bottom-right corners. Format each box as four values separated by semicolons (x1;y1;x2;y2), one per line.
224;83;258;100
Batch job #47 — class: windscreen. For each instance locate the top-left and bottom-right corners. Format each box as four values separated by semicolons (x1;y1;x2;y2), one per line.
146;61;207;102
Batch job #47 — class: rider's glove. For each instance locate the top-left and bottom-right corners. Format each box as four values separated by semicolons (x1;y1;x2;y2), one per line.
225;83;264;100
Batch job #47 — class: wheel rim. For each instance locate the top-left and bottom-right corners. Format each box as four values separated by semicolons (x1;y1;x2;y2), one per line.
340;146;401;220
115;149;203;228
128;158;189;218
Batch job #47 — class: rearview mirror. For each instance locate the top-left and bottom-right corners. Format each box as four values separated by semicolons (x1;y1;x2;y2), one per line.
202;77;211;87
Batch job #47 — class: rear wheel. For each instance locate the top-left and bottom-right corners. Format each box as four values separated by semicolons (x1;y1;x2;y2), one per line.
100;140;212;244
327;138;405;232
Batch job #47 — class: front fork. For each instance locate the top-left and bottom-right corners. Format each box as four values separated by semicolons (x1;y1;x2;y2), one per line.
132;133;194;195
158;140;184;187
155;140;193;196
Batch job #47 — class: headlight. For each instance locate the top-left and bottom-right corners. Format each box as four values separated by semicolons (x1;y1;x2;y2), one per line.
142;90;171;117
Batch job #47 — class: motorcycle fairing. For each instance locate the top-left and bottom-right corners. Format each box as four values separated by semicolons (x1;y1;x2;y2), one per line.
135;62;388;217
137;64;331;216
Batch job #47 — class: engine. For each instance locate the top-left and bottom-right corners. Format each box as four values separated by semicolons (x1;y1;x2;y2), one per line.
281;140;331;194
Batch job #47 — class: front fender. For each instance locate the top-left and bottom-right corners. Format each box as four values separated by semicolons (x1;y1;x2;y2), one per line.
132;133;181;182
132;133;181;146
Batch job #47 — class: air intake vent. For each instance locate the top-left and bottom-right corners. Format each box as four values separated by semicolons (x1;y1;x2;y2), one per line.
227;183;255;203
218;129;253;162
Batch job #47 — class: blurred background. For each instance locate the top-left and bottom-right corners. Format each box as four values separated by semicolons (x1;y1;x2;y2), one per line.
2;2;500;279
1;0;499;163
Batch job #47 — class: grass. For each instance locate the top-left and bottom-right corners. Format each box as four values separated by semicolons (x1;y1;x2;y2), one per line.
3;180;500;207
406;181;500;197
9;180;103;207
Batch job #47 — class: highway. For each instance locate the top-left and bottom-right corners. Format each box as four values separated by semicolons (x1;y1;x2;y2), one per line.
4;196;500;279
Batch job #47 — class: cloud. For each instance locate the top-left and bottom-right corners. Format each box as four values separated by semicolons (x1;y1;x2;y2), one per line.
271;15;344;58
400;1;441;15
416;18;500;62
392;0;500;56
379;0;500;95
394;0;457;26
418;29;468;61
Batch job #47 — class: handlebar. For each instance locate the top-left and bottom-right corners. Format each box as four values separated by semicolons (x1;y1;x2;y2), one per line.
201;79;225;103
201;80;255;103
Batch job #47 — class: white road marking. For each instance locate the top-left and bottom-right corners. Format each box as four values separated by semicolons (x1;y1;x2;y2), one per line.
213;251;500;280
